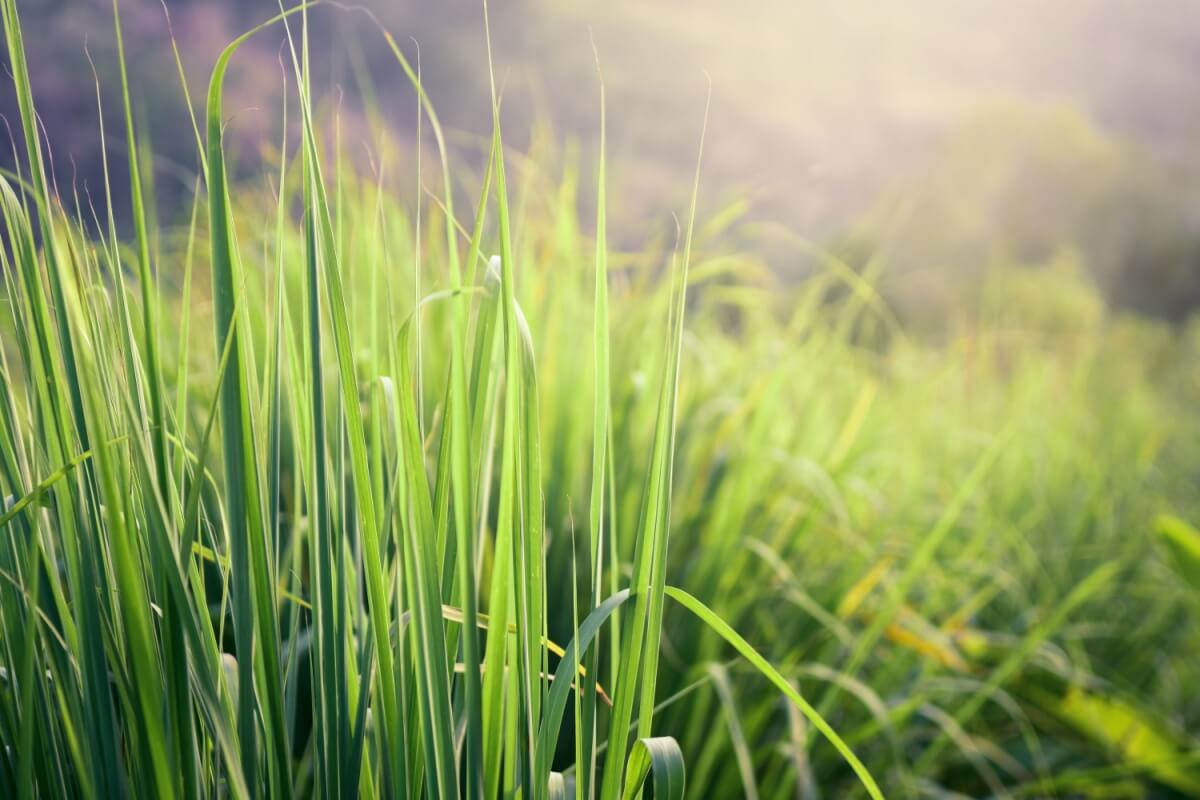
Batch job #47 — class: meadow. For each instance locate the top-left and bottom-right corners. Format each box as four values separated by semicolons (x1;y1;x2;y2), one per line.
1;1;1199;797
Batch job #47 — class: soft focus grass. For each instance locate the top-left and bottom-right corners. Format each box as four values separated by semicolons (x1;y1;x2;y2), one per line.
1;2;1199;798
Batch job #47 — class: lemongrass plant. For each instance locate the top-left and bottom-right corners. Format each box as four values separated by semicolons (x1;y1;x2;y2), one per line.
3;1;1200;798
0;1;880;797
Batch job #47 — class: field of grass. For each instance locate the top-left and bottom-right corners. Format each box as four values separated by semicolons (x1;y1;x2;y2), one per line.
1;2;1199;797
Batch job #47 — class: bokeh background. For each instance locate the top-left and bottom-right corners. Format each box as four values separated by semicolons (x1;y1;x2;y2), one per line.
4;0;1200;323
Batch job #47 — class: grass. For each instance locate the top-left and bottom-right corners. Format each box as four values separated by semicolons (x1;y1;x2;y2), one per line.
1;1;1199;797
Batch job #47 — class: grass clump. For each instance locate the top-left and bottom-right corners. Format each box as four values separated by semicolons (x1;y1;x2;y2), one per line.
1;1;1198;798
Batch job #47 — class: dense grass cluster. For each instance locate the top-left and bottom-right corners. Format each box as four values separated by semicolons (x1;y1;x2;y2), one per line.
2;1;1199;797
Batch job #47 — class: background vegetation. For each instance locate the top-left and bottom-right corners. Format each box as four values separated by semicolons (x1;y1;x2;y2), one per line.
5;0;1200;321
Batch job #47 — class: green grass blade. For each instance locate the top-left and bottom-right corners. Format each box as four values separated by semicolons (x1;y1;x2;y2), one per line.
205;10;308;793
600;79;709;800
621;736;686;800
665;586;884;800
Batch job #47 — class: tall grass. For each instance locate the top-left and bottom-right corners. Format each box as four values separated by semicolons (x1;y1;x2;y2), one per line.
2;1;1199;798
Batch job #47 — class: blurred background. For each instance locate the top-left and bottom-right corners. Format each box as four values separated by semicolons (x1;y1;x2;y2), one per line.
4;0;1200;324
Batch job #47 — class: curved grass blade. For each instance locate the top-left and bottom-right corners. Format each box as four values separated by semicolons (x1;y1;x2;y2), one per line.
621;736;686;800
665;585;884;800
535;588;632;791
548;772;577;800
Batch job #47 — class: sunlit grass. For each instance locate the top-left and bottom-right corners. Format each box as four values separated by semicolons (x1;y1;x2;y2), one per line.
1;1;1198;798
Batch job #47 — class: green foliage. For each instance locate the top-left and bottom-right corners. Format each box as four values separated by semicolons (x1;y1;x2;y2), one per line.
1156;515;1200;594
851;103;1200;323
1;3;1198;799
